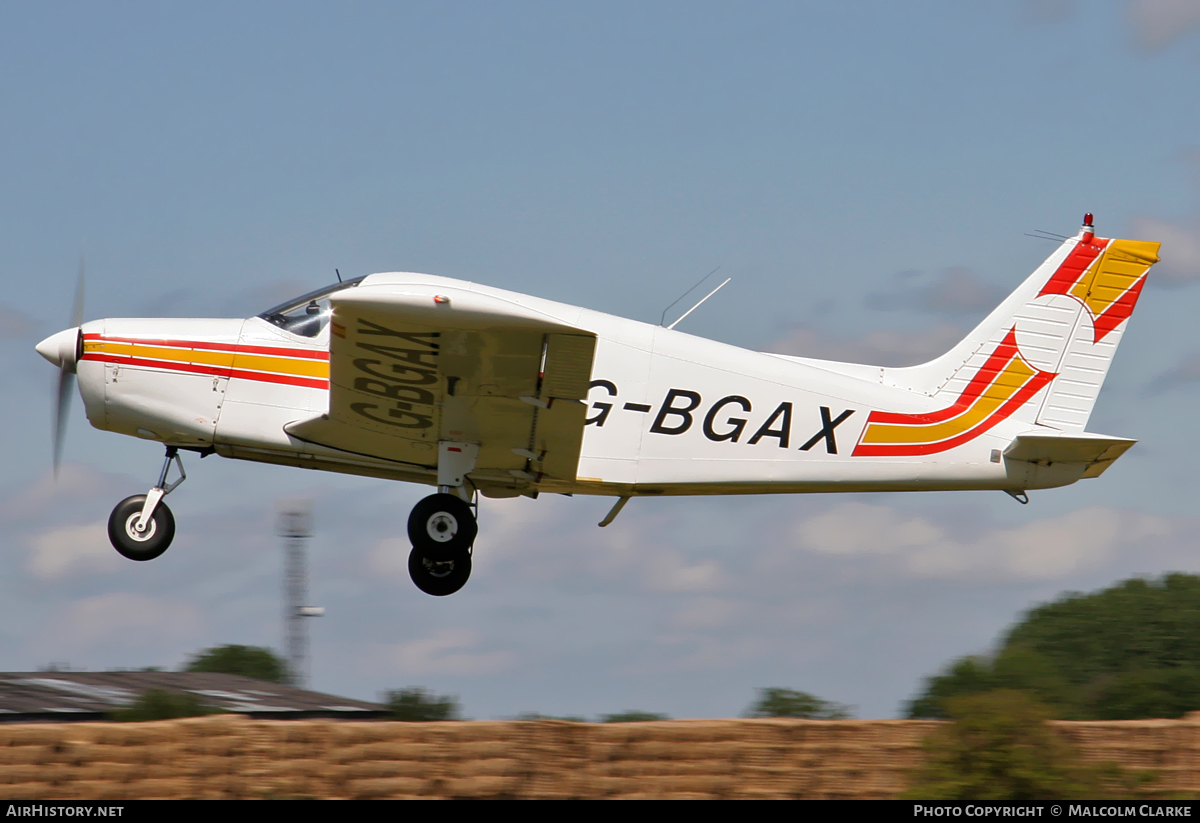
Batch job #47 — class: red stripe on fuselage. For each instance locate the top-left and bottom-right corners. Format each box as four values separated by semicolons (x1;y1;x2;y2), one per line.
82;353;329;390
862;328;1024;427
852;370;1053;457
81;334;329;360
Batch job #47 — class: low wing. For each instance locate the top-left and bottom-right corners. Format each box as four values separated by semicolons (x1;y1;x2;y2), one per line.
285;277;596;494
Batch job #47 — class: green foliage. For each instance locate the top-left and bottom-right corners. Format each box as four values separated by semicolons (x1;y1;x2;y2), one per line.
511;712;589;722
109;688;219;722
182;644;289;684
599;710;670;723
907;574;1200;720
902;690;1155;800
383;688;461;721
743;687;853;719
906;647;1076;719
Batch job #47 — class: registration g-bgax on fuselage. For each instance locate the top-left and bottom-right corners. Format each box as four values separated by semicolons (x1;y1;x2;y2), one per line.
34;215;1161;595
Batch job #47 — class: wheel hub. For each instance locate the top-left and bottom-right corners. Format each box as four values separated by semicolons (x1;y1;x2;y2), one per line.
123;513;157;542
425;512;458;543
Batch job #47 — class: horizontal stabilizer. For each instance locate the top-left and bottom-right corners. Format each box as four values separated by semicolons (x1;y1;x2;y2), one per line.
1003;431;1136;478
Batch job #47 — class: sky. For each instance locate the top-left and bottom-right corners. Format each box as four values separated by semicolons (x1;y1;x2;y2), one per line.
2;0;1200;720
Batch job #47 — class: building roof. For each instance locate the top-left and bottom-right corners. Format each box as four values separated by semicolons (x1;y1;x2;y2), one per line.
0;671;388;722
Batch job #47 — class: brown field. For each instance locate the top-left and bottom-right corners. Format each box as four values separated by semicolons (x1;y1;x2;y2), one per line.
0;715;1194;799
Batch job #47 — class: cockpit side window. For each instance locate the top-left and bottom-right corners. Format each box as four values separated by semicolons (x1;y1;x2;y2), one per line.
258;277;366;338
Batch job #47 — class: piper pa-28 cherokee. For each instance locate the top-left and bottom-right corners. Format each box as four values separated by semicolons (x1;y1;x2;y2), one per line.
35;214;1160;596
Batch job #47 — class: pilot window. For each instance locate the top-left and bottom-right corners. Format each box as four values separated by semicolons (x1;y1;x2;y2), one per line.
258;276;365;338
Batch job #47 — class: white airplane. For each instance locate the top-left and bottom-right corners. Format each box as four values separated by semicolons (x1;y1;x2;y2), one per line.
36;214;1160;596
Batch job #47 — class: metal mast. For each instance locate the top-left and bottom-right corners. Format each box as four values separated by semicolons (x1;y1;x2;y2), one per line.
277;500;323;688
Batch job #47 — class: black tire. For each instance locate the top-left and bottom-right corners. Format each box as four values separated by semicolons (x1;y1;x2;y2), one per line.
408;545;472;596
407;493;477;558
107;495;175;561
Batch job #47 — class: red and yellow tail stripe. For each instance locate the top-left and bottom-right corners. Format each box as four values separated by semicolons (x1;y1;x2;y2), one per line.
81;335;329;389
853;328;1054;457
1038;237;1159;344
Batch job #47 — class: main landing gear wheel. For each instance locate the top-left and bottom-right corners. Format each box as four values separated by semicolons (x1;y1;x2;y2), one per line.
108;494;175;561
408;546;472;596
407;493;477;559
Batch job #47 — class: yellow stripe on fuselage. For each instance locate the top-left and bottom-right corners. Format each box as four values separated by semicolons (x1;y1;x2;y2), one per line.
83;340;329;379
231;351;329;379
858;357;1035;446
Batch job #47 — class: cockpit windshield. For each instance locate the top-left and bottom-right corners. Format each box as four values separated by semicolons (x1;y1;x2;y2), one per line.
257;276;366;338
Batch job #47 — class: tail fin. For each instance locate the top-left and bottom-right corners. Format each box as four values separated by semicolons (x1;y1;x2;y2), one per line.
884;215;1160;431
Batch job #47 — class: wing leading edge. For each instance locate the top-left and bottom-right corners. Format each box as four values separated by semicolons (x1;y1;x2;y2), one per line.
285;276;596;496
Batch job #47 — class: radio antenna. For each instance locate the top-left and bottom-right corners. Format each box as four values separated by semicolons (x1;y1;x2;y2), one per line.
661;266;725;327
666;277;732;330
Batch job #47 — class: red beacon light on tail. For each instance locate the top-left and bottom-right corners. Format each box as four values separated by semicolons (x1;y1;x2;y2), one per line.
1082;212;1095;243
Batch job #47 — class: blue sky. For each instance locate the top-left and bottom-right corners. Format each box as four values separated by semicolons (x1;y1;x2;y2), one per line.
3;1;1200;719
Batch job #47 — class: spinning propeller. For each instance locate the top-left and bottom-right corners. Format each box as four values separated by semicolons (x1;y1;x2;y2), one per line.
35;258;85;477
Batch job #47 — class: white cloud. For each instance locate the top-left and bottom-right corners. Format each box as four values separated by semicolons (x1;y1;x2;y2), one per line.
1022;0;1075;24
865;267;1005;316
26;520;119;579
473;496;728;592
0;305;36;339
39;593;204;652
792;502;1174;581
642;552;725;592
0;465;118;524
672;597;737;629
367;537;411;578
1150;352;1200;391
385;629;513;676
763;324;964;367
593;526;727;592
1128;0;1200;49
1130;216;1200;286
639;633;774;674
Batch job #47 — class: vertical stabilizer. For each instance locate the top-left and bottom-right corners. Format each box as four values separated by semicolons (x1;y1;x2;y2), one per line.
835;214;1161;458
880;215;1159;433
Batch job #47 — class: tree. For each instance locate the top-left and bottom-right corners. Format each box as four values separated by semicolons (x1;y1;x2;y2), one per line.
907;574;1200;720
182;644;289;684
902;690;1154;800
511;712;588;722
743;688;853;719
383;688;461;721
600;711;670;722
905;647;1076;719
109;689;218;722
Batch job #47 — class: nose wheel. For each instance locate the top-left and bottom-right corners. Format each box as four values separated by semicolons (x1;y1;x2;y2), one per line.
108;494;175;561
107;446;187;561
407;491;477;595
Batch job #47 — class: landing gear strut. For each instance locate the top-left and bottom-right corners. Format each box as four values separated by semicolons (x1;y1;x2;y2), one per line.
107;447;186;561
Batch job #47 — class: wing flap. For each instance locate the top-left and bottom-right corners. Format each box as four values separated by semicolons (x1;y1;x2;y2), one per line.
289;280;596;487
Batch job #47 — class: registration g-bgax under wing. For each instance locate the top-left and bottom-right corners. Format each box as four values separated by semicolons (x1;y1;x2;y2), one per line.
35;214;1161;595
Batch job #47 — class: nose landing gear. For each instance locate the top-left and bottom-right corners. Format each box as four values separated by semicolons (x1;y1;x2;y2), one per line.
107;446;186;561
